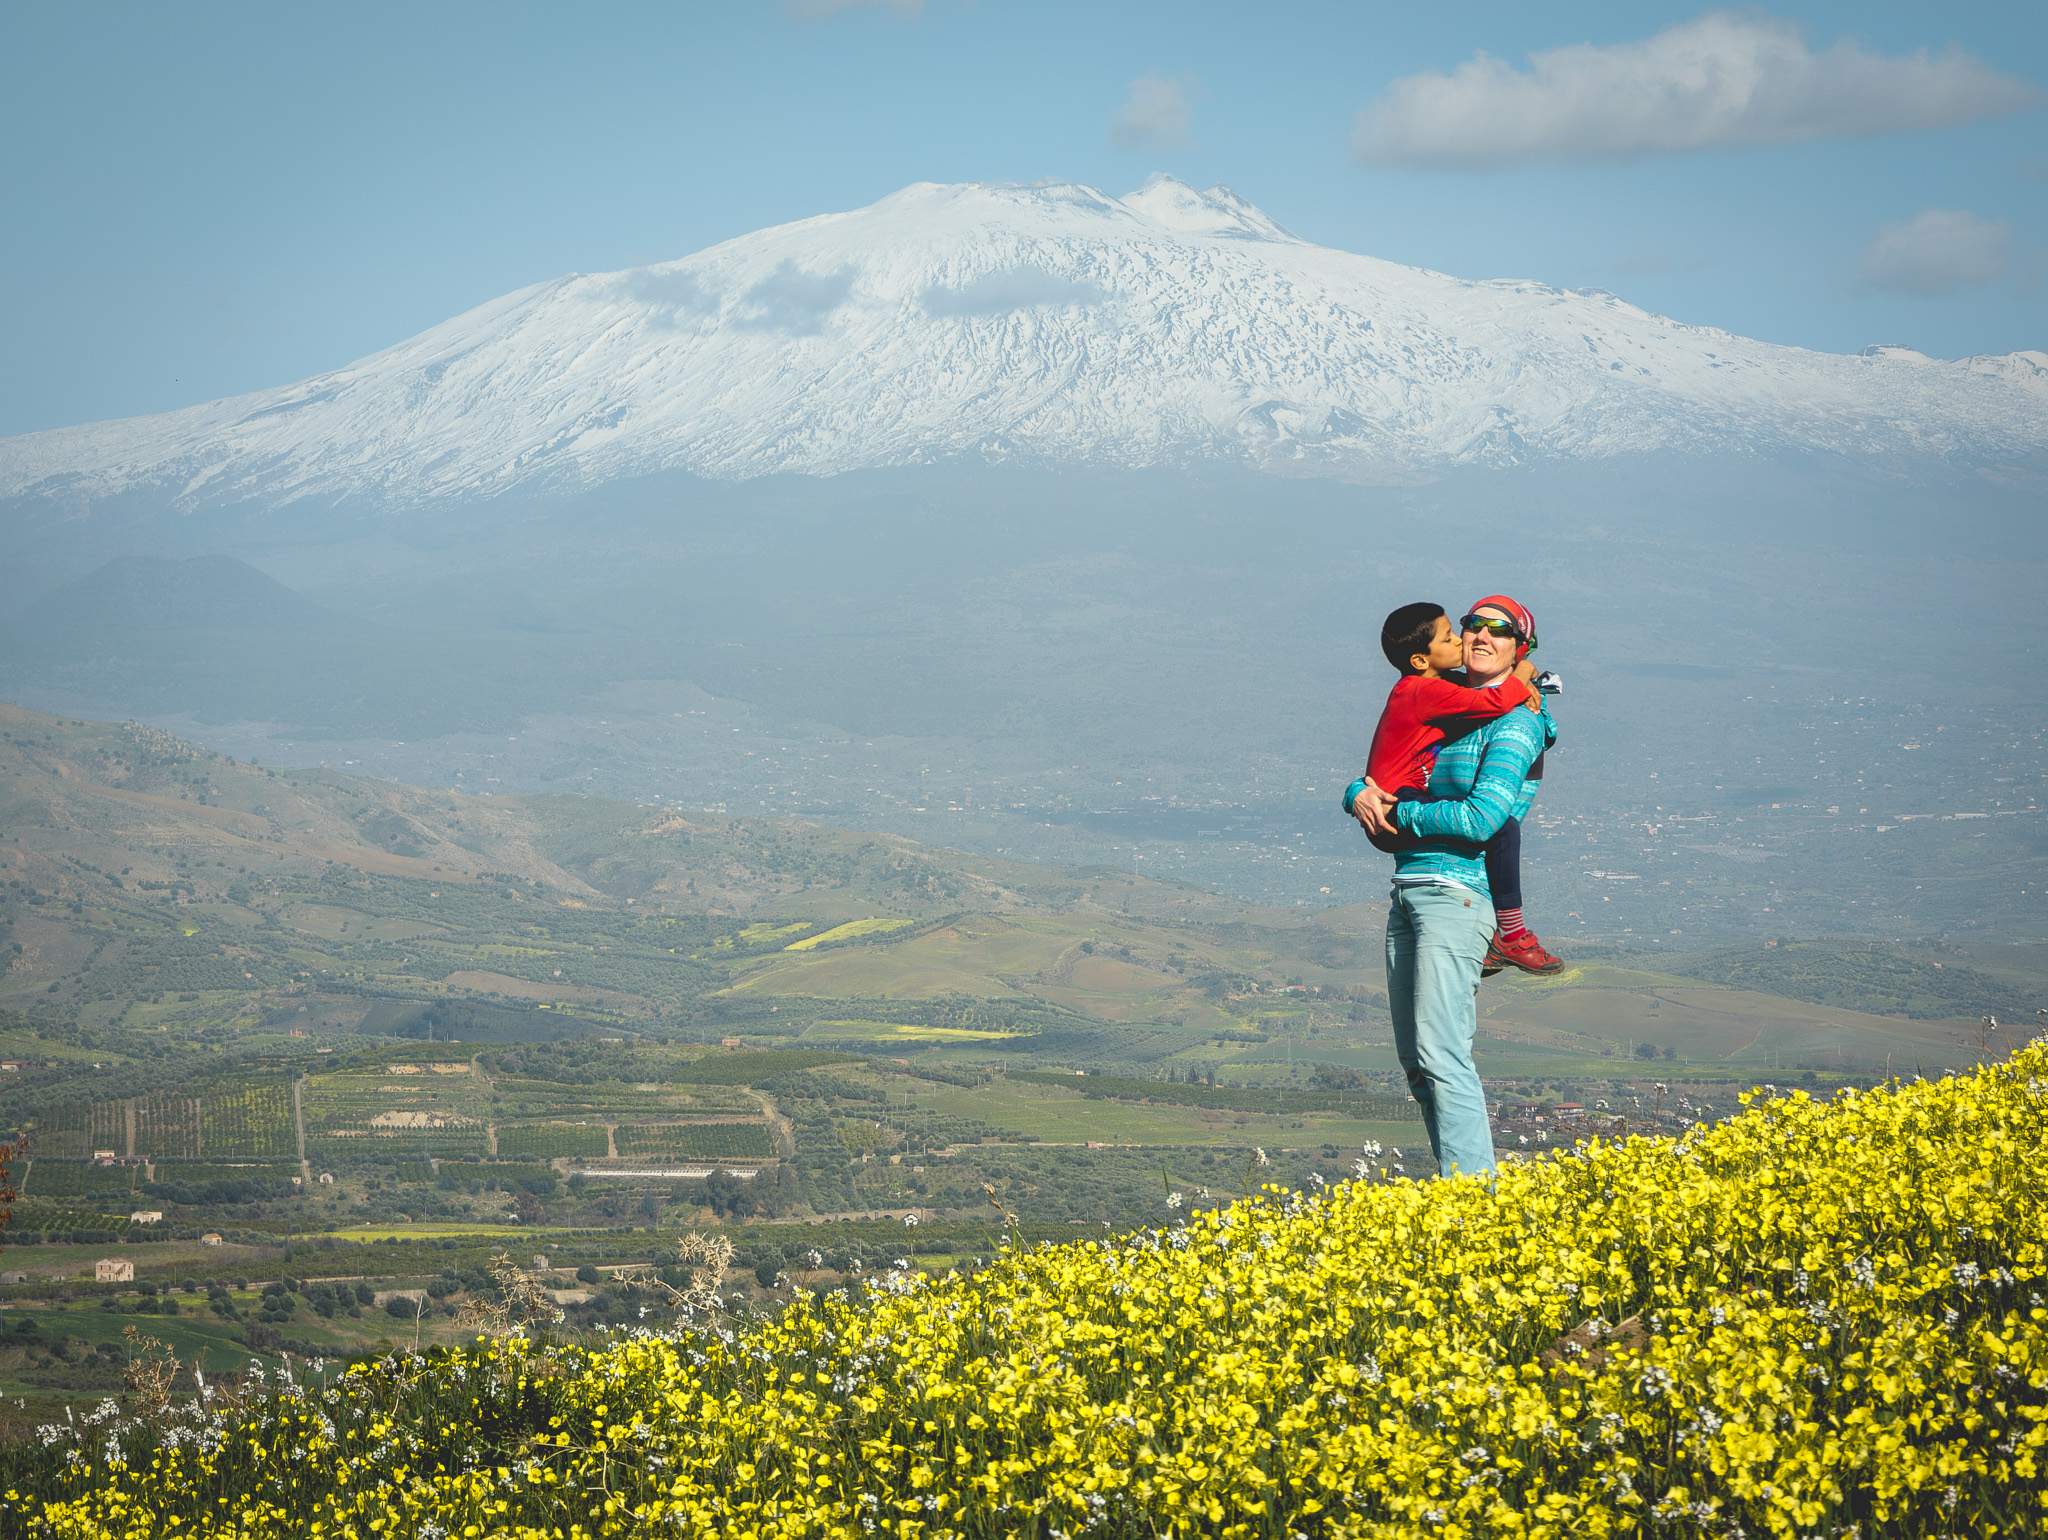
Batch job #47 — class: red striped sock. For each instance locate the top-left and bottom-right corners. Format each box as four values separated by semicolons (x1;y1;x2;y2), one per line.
1495;906;1527;938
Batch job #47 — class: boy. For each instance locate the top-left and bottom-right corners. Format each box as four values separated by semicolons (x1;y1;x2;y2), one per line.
1342;598;1563;976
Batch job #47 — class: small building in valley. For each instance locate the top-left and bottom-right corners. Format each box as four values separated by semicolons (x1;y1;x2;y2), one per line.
96;1258;134;1283
130;1210;164;1224
200;1233;224;1247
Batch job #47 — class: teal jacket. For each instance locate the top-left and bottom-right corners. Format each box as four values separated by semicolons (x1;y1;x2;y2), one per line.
1389;704;1554;895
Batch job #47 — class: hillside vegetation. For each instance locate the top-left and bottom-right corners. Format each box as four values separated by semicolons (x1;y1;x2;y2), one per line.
12;1042;2046;1538
1665;939;2039;1022
0;702;2037;1433
0;702;2015;1097
0;698;1250;921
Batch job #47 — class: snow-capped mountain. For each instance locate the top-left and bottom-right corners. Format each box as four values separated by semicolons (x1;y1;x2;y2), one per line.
4;176;2044;509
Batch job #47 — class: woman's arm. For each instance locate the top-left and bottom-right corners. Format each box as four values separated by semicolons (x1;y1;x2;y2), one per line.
1393;716;1544;844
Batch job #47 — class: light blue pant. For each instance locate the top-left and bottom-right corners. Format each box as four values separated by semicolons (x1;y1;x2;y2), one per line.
1385;883;1496;1180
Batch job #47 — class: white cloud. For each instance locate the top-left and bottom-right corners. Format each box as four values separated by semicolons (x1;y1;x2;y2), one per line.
1859;210;2011;296
1353;11;2041;169
787;0;921;18
734;261;857;333
1110;74;1195;151
614;269;715;331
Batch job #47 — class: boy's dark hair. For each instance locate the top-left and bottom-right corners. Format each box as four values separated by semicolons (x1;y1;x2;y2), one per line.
1380;602;1446;674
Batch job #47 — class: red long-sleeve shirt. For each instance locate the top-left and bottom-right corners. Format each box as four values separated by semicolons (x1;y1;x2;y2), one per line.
1364;674;1537;796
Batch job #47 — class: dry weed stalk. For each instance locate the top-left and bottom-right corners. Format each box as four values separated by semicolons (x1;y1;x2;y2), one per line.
622;1232;737;1314
981;1181;1022;1247
120;1326;184;1415
456;1251;567;1337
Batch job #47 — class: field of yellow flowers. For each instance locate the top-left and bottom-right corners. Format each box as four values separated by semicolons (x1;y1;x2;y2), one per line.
7;1043;2045;1540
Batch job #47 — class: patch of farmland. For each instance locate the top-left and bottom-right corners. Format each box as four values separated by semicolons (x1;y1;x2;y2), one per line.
366;1110;480;1129
495;1123;610;1159
803;1020;1017;1043
145;1162;302;1184
614;1123;774;1159
782;918;914;952
897;1080;1335;1147
1482;968;1978;1067
306;1129;489;1162
20;1161;139;1197
486;1079;688;1116
671;1049;862;1086
24;1079;295;1162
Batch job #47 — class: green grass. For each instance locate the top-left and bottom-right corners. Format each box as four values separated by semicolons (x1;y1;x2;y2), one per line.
782;913;913;950
1291;1119;1434;1153
674;1049;863;1086
888;1080;1397;1148
321;1222;553;1242
784;918;915;951
804;1020;1017;1043
1475;962;1978;1071
1664;939;2038;1020
5;1307;270;1368
1;1296;483;1374
1008;1071;1417;1121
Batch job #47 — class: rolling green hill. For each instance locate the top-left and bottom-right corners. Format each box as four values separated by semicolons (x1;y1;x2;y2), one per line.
2;701;2028;1106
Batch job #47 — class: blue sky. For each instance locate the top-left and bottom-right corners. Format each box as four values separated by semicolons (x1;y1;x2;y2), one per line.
2;1;2042;438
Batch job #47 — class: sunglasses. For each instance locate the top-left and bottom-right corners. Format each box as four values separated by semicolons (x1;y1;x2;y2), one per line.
1459;614;1523;639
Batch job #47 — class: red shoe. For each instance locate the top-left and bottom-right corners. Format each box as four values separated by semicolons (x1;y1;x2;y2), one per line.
1483;928;1564;977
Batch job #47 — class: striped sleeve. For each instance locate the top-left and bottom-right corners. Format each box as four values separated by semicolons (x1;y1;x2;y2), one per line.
1394;712;1544;845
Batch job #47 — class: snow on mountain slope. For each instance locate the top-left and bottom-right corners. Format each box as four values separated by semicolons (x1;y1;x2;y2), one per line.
4;176;2044;509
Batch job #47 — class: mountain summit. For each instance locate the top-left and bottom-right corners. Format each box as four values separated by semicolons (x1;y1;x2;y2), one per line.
4;176;2044;508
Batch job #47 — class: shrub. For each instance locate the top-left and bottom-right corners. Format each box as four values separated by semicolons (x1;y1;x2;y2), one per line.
705;1167;760;1219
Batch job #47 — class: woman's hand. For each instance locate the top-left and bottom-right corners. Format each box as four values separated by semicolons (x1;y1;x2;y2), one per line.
1353;779;1399;837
